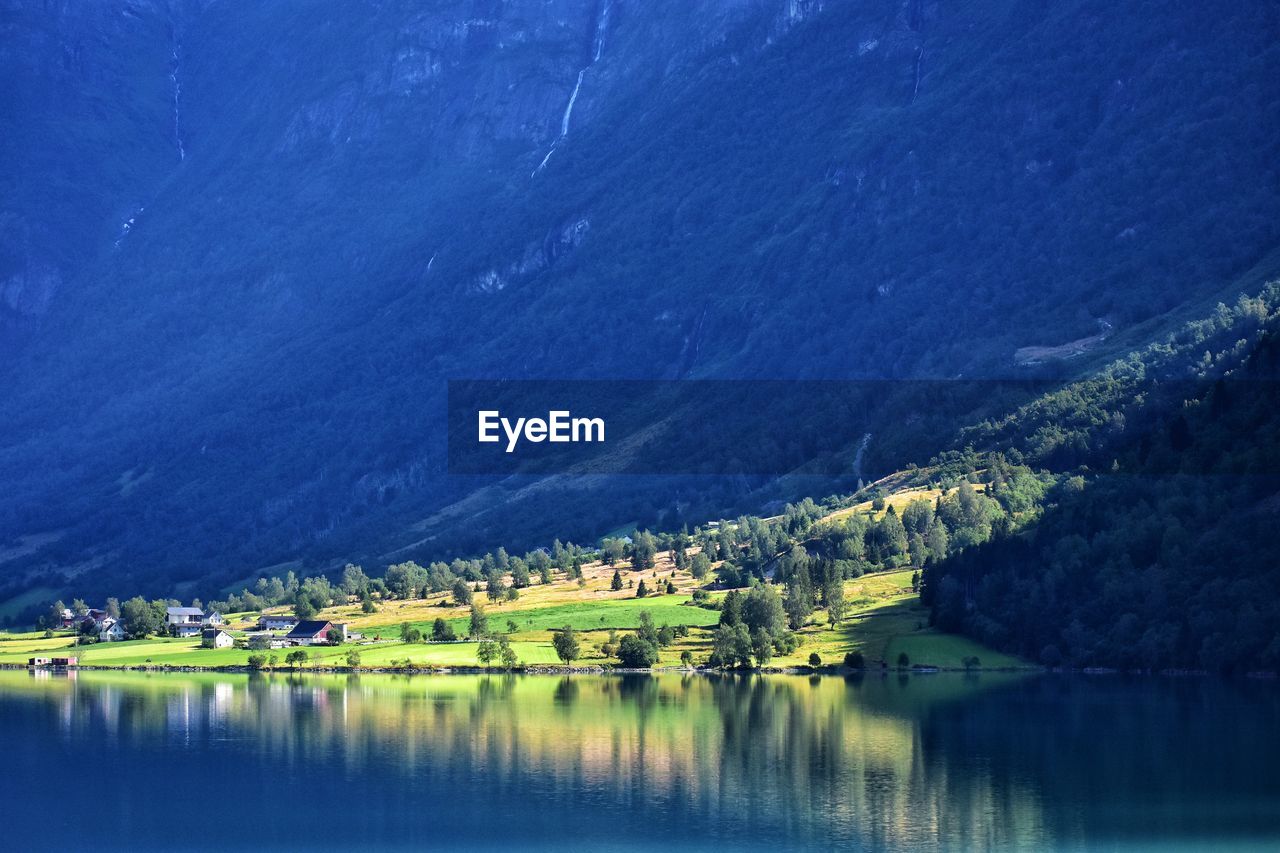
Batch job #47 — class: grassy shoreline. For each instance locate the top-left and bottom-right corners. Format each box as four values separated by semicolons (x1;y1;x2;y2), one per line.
2;567;1026;672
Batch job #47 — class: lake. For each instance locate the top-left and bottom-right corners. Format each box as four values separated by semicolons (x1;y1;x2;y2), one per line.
1;669;1277;851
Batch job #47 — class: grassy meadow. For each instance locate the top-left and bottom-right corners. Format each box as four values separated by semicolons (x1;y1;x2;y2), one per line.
0;546;1024;670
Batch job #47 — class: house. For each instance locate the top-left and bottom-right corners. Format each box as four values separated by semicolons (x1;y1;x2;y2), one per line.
99;619;125;642
285;620;335;646
259;614;299;632
201;628;234;649
33;656;79;667
28;657;52;667
166;606;204;629
202;611;225;627
246;633;289;650
57;608;74;629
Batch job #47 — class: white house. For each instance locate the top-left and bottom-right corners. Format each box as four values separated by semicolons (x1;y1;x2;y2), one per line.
201;628;235;649
99;619;125;642
166;606;204;633
260;614;299;632
202;611;225;627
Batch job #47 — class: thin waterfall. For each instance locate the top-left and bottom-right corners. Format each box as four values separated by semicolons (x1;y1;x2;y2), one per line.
532;0;612;177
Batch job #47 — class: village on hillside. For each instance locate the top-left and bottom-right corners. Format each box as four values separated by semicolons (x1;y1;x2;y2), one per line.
28;606;355;668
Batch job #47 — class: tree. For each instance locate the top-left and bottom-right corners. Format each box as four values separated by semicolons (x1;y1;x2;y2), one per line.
602;538;626;566
680;650;693;668
341;563;370;598
361;591;377;613
286;650;309;667
71;599;88;617
121;596;161;639
47;600;67;629
611;569;623;591
690;552;711;580
486;567;507;602
824;576;846;626
742;583;787;638
665;580;676;594
716;560;743;588
635;579;649;598
345;650;362;667
326;627;344;645
711;624;752;668
385;561;427;599
452;577;473;607
844;650;865;669
105;597;121;620
247;654;267;670
617;633;659;667
751;628;774;665
719;590;744;627
909;532;928;567
808;653;822;668
432;617;456;641
477;637;498;668
897;652;910;669
400;622;422;644
784;574;814;629
552;625;580;664
925;519;949;562
510;558;530;589
469;602;489;638
294;597;318;621
631;530;657;572
903;497;935;537
637;611;660;649
498;635;519;669
528;549;552;584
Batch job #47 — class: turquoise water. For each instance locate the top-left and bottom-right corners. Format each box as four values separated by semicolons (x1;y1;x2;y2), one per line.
1;670;1276;851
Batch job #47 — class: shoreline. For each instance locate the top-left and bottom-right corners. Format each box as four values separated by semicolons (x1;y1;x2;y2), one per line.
5;661;1275;678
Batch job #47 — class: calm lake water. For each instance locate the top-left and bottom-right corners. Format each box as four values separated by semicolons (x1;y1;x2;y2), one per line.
1;669;1277;851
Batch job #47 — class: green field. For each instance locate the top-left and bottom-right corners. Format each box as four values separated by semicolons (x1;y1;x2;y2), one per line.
388;596;722;639
0;569;1026;671
0;635;562;668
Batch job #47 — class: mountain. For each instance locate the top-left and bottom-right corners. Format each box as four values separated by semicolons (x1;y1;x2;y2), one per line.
1;0;1278;603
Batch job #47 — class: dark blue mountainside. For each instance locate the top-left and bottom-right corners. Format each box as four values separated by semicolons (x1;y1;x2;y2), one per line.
1;0;1277;602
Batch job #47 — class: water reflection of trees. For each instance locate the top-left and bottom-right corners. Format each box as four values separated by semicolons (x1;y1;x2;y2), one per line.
29;671;1276;846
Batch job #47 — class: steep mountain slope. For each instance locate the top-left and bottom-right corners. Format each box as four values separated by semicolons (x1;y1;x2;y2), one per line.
922;286;1280;672
0;0;1277;600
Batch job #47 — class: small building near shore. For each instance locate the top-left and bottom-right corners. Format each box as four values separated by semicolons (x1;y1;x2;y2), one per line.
285;620;335;646
32;656;78;668
99;620;125;642
201;628;234;649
